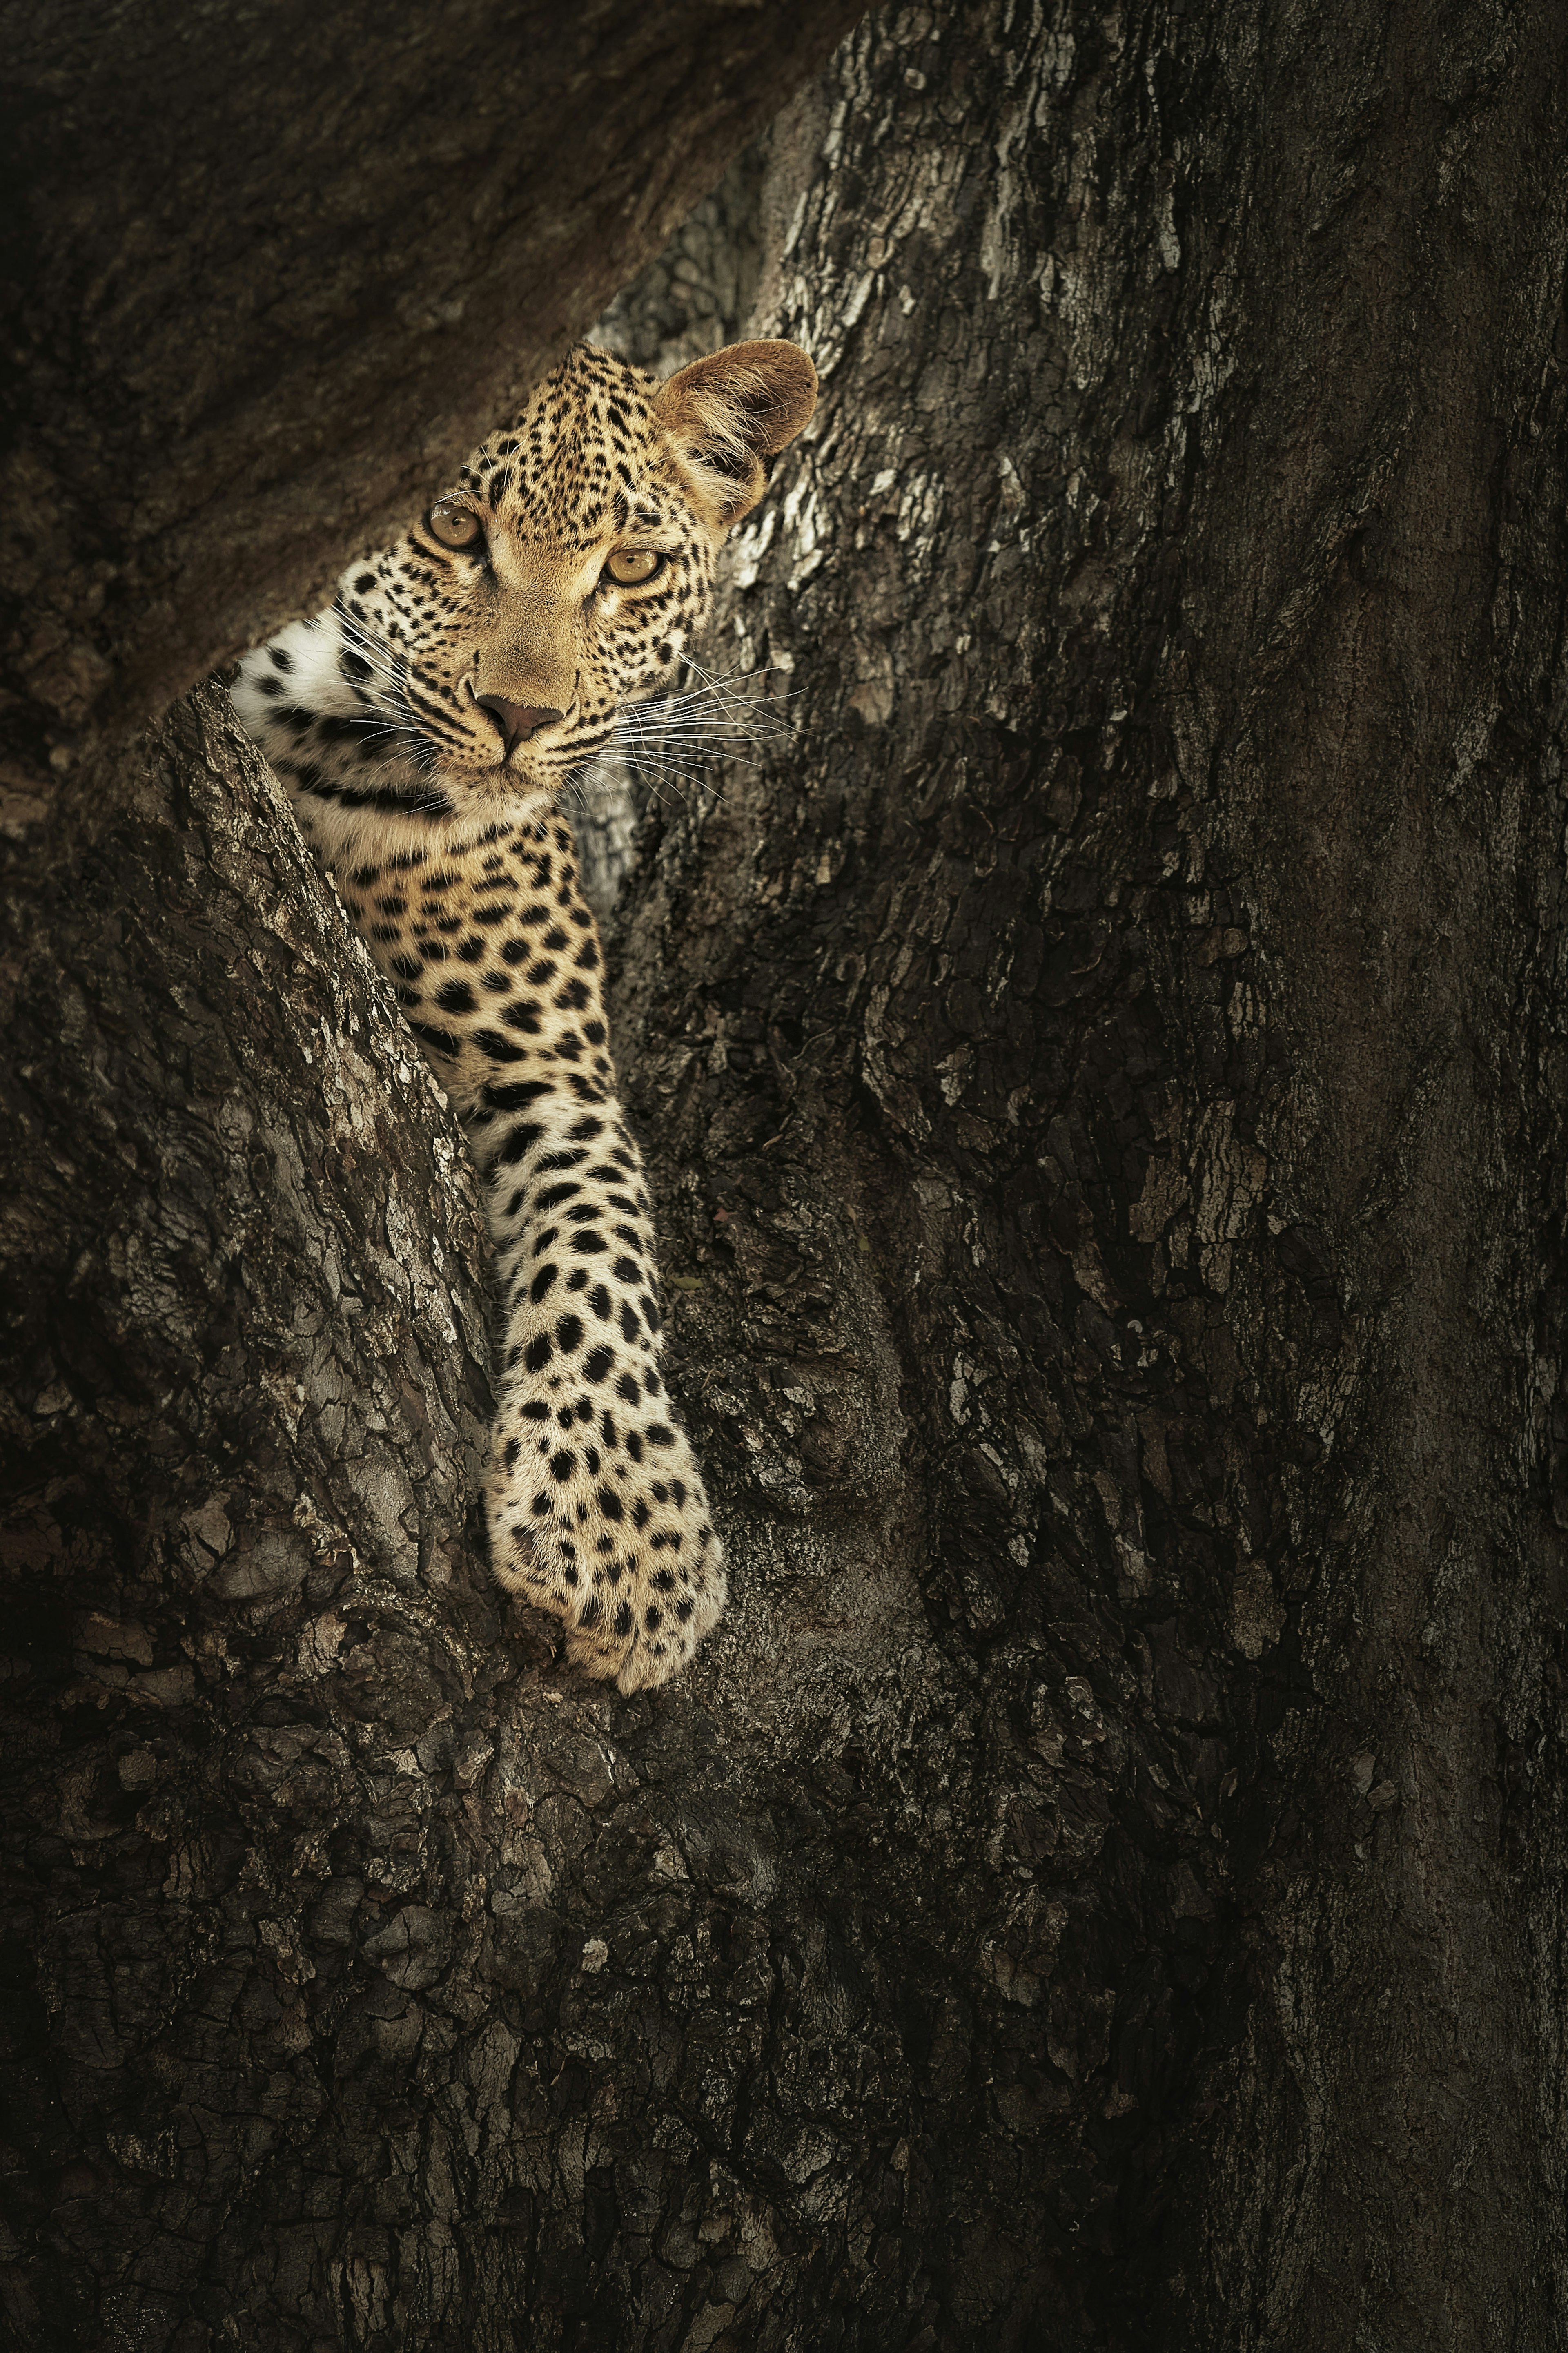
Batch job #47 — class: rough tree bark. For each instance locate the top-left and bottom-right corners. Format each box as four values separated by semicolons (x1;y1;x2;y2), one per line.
4;4;1568;2351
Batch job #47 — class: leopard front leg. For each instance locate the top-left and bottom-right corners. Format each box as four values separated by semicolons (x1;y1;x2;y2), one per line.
480;1101;726;1692
330;807;726;1691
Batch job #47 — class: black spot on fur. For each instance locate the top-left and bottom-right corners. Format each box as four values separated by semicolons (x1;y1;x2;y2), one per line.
476;1031;528;1064
496;1123;545;1164
486;1078;554;1111
408;1021;461;1059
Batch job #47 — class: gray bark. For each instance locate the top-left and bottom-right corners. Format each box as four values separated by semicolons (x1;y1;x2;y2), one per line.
5;3;1568;2350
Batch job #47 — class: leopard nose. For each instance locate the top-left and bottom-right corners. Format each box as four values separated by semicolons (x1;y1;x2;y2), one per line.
476;695;564;751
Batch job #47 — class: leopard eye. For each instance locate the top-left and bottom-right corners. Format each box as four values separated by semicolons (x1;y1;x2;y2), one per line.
604;548;664;586
428;498;483;552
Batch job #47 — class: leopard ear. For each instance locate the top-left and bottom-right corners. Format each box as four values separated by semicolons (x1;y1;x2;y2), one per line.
653;339;818;530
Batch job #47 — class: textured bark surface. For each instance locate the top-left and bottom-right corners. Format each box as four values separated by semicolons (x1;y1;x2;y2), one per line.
5;2;1568;2349
591;147;771;384
0;0;862;788
572;145;777;923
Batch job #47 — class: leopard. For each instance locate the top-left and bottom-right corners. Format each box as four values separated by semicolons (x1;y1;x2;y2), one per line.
230;337;817;1690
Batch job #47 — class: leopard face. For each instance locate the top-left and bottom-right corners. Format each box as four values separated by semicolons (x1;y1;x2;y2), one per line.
233;339;816;856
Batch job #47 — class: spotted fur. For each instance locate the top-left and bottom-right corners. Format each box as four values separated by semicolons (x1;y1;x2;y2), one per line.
232;339;817;1689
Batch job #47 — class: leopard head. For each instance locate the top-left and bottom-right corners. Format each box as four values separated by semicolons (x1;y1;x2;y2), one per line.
232;339;816;834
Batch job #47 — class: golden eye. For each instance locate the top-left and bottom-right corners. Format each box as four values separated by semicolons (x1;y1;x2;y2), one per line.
428;498;483;552
605;548;663;586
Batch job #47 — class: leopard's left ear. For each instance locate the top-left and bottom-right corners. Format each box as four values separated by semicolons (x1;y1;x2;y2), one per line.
653;339;818;531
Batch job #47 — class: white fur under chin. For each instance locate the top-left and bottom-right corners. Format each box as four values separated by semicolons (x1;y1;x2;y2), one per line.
265;774;546;876
231;622;559;872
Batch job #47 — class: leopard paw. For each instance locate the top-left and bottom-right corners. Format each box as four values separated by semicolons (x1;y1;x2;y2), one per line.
485;1375;726;1691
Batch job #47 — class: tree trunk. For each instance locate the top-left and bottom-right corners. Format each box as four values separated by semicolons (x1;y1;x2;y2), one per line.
5;4;1568;2350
